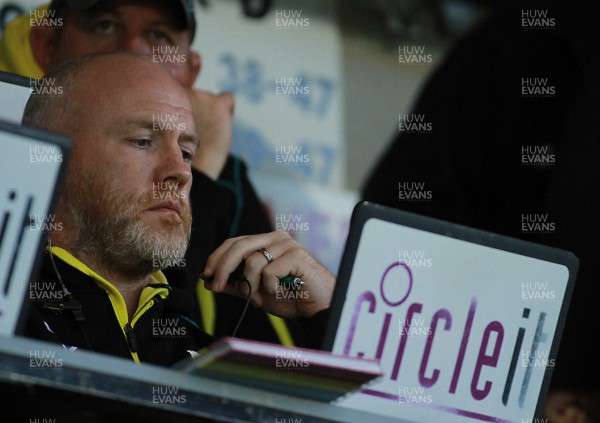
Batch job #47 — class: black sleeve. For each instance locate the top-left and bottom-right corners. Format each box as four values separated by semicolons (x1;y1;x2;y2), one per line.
163;167;236;323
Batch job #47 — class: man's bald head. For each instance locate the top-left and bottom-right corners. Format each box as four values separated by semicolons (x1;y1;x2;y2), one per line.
22;52;93;133
22;51;188;137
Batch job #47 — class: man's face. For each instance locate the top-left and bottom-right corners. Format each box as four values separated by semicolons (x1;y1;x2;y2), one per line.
62;56;197;275
48;0;197;87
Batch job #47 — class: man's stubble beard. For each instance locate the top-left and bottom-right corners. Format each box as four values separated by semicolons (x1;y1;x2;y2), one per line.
63;162;192;278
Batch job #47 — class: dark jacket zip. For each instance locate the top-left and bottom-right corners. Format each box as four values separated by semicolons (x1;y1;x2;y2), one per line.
124;322;138;353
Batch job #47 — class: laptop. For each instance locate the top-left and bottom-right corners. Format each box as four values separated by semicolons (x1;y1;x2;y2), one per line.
0;118;71;336
323;202;578;423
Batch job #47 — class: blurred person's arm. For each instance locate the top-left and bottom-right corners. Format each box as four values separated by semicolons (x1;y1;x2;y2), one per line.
189;89;234;180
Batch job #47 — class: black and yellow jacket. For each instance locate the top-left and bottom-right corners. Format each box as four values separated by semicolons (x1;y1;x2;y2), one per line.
25;247;327;366
26;247;216;366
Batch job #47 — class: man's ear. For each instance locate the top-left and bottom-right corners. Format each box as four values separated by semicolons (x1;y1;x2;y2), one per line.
30;27;56;73
183;50;201;88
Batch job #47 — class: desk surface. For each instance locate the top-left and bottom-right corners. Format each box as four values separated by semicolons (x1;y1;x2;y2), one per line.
0;335;402;422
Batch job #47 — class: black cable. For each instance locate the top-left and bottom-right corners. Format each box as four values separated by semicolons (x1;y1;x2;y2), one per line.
198;272;253;338
231;278;252;338
47;239;69;297
46;239;94;351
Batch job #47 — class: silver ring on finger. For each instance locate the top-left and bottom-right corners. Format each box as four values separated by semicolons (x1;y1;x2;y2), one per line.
260;247;274;264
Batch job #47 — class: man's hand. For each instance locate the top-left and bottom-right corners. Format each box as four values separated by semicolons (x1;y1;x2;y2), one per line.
202;231;336;319
188;89;234;180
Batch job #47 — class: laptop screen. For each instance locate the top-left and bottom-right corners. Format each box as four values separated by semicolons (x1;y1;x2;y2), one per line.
0;119;70;336
0;71;31;123
324;202;577;423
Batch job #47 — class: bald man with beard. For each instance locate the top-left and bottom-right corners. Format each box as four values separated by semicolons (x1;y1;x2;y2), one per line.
22;52;335;365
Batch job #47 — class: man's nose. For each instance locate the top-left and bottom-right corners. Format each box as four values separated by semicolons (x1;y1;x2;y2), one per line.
156;142;192;187
117;34;152;55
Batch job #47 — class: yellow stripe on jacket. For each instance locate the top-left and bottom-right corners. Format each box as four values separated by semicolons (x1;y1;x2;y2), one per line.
50;246;171;363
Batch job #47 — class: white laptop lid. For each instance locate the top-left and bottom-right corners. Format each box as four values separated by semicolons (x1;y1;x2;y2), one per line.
323;202;578;423
0;71;31;122
0;119;70;335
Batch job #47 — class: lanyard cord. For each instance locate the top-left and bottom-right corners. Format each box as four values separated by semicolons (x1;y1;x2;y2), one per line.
232;278;252;338
45;239;94;351
199;272;253;338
